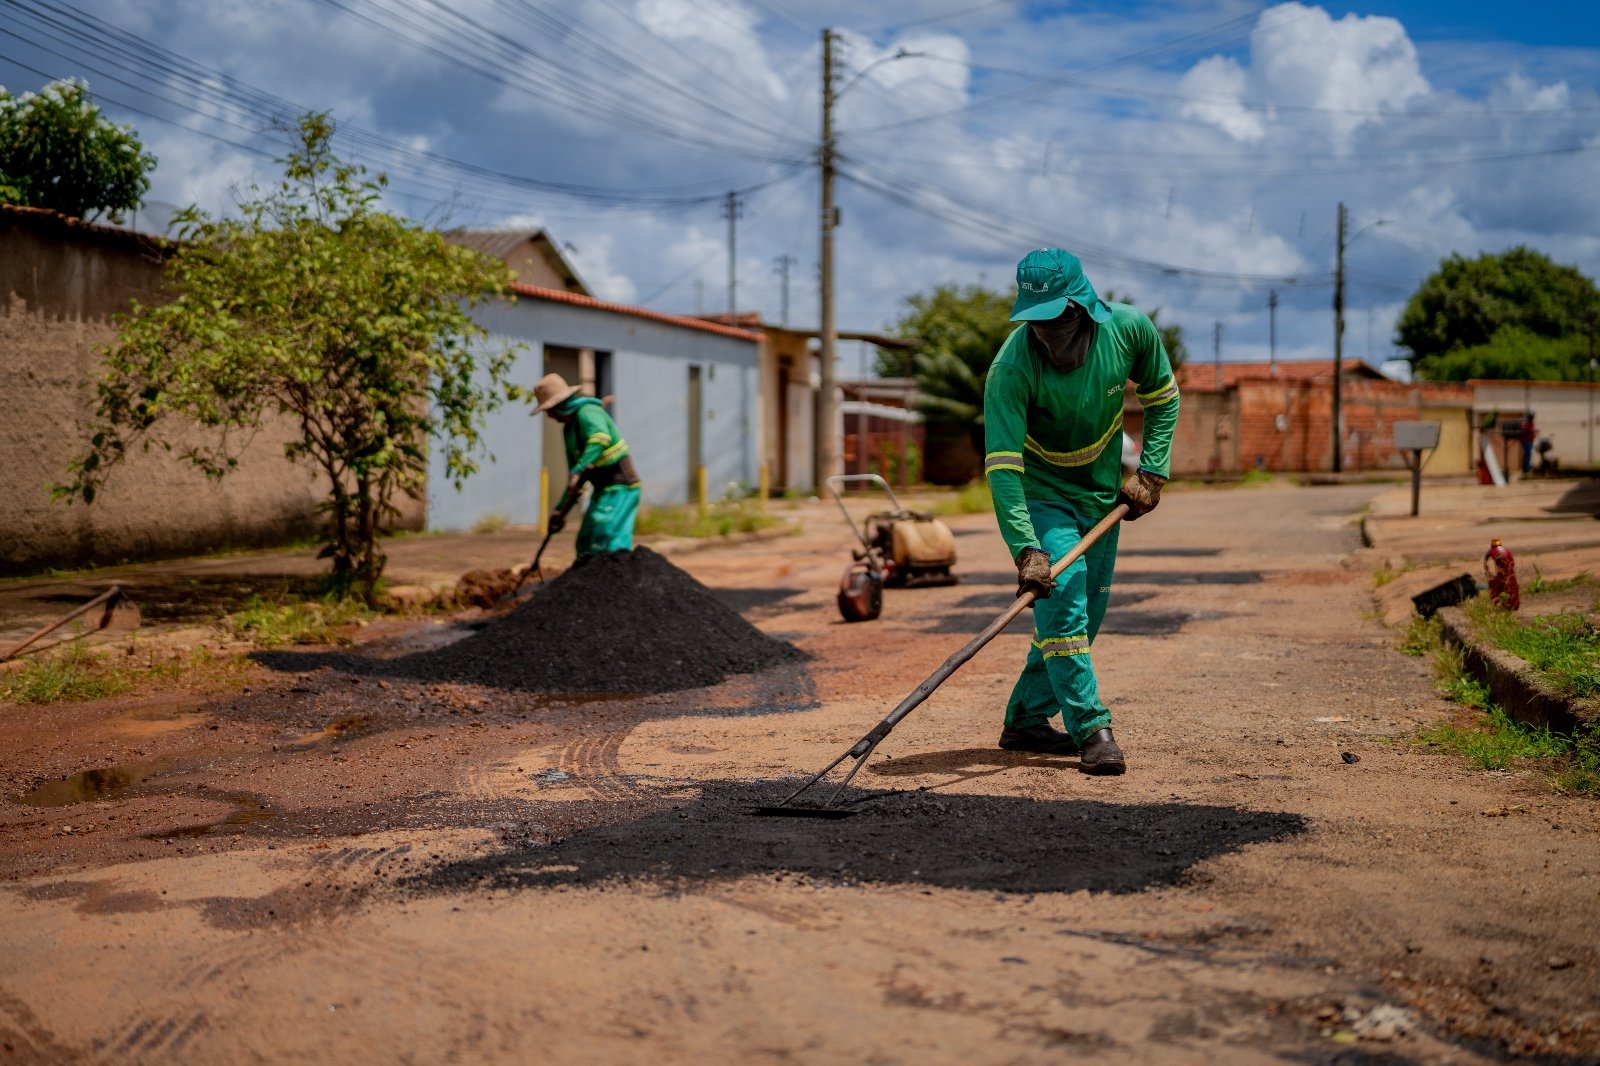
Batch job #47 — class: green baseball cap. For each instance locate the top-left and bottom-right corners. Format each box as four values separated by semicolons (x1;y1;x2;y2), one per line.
1010;247;1112;323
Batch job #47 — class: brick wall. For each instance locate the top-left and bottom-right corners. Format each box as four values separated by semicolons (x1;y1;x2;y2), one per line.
1164;376;1472;475
0;207;423;575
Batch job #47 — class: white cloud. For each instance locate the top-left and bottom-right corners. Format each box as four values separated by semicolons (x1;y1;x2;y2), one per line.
1180;2;1430;148
1178;55;1265;143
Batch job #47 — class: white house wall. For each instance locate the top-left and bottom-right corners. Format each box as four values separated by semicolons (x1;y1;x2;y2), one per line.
425;328;542;531
428;297;760;530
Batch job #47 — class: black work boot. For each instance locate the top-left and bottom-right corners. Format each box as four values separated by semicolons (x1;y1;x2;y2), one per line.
1079;728;1127;775
999;722;1080;754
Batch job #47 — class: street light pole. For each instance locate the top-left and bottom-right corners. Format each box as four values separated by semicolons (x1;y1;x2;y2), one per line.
723;191;741;317
815;27;838;495
1332;202;1346;474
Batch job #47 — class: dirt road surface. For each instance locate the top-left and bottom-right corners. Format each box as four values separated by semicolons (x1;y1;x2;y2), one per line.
2;484;1596;1064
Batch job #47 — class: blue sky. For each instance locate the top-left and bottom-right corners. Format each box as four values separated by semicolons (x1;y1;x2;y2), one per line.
3;0;1597;377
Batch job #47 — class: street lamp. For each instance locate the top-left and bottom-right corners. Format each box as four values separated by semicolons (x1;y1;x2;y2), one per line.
1332;204;1390;473
815;34;928;495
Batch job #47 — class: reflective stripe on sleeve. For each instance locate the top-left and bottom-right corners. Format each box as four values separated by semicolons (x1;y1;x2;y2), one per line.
597;439;628;466
1138;378;1179;408
984;451;1025;476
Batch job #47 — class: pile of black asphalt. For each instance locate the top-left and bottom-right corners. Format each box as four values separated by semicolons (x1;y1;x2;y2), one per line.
256;548;804;694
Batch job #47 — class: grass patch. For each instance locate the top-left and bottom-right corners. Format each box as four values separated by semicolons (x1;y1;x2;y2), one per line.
1523;565;1594;596
1408;604;1600;793
635;500;788;540
1397;614;1441;656
1463;596;1600;700
0;645;248;704
226;593;376;647
471;513;510;535
1418;706;1570;771
1239;468;1275;485
1372;558;1416;587
928;481;992;516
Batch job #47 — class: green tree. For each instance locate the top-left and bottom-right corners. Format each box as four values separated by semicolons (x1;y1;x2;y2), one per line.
0;78;155;221
879;282;1189;432
56;113;521;601
881;283;1015;431
1413;326;1591;383
1103;290;1187;369
1398;247;1600;379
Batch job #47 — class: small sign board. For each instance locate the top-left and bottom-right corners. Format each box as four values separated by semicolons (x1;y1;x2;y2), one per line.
1393;420;1441;451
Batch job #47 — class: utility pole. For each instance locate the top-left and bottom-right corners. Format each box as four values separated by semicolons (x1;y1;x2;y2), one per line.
722;191;742;317
1268;289;1278;375
815;27;839;495
1213;321;1223;391
1588;311;1597;468
1332;201;1347;474
773;254;796;325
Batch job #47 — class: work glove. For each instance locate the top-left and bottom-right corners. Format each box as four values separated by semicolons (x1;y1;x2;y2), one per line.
548;474;583;533
1118;470;1166;521
1015;547;1054;602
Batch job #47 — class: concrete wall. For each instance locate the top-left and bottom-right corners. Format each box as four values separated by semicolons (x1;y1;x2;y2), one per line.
428;295;761;530
0;208;395;575
1474;381;1600;472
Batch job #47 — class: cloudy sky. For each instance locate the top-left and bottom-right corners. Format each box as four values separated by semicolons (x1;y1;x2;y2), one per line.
3;0;1597;377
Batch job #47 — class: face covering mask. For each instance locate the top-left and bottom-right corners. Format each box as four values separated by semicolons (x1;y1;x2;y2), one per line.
1028;303;1096;372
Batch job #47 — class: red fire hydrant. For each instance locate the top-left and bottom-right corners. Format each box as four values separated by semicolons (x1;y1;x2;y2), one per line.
1484;538;1520;610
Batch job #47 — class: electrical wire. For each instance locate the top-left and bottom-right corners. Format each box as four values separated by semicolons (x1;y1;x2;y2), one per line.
1;0;808;208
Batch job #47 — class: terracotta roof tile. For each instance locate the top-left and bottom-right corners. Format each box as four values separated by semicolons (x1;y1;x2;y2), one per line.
507;281;763;342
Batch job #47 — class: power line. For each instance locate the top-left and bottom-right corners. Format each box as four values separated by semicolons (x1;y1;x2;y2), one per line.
1;0;808;209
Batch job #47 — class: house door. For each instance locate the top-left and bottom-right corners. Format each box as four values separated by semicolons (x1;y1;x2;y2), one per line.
542;346;582;495
687;365;703;503
776;364;790;489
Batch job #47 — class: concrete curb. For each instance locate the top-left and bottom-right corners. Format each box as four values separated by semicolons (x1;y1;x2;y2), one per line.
1435;606;1600;735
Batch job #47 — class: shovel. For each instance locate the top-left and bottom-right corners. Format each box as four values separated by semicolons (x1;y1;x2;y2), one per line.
510;486;580;595
1;585;142;663
754;504;1128;818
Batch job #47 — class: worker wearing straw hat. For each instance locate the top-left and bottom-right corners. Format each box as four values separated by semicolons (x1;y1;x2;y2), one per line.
533;372;641;556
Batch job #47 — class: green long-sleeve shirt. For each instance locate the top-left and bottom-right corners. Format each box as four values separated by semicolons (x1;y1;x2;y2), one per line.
983;303;1179;558
556;396;629;477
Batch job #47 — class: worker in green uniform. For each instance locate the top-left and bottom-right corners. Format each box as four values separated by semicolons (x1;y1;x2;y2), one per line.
533;372;641;556
984;248;1180;774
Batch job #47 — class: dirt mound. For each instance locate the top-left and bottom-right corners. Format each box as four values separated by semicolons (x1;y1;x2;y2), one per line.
390;548;803;693
454;567;521;608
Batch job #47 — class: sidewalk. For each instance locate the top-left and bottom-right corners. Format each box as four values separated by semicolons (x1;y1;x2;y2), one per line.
1365;477;1600;625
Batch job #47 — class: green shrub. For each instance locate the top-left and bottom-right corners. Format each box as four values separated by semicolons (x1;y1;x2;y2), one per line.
226;593;374;647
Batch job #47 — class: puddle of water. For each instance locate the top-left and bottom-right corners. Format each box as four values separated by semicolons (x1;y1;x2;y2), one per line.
108;698;212;738
158;791;276;838
19;759;176;807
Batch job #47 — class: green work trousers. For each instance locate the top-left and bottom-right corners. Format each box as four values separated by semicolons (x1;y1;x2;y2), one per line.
1003;495;1120;743
576;483;641;556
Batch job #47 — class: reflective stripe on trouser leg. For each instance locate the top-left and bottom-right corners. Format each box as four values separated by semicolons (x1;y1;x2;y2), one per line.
576;483;641;556
1002;497;1117;742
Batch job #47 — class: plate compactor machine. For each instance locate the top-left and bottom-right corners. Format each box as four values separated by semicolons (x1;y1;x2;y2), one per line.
828;474;958;623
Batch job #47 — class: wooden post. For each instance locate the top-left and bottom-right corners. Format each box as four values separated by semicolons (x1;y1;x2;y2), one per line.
758;463;770;515
698;464;708;515
539;467;550;534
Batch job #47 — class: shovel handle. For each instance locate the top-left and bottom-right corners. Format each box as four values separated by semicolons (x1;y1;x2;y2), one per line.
1;586;123;662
